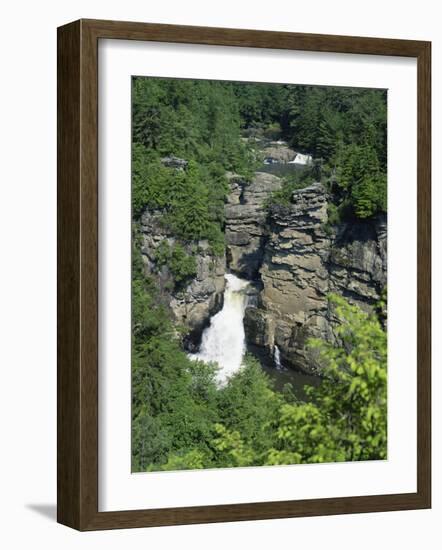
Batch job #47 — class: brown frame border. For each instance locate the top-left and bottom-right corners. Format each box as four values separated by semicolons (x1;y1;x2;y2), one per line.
57;18;431;531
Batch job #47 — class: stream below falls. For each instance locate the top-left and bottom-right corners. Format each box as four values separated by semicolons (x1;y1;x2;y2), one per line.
189;273;320;397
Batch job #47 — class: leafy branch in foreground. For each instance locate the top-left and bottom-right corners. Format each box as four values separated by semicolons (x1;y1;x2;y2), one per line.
154;296;387;471
268;295;387;464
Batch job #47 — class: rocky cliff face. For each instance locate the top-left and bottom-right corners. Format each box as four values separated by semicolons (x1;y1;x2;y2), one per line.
224;172;282;279
139;209;225;349
138;169;386;374
241;183;387;374
261;142;297;163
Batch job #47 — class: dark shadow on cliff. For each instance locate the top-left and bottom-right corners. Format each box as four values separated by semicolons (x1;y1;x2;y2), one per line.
333;214;386;246
229;243;267;282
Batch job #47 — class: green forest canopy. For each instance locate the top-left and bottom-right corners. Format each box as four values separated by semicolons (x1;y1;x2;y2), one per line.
131;77;388;472
132;265;387;471
132;77;388;246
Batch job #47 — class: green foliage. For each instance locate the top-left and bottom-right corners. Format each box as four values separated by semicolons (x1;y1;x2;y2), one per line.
283;86;387;169
376;286;388;326
137;299;387;472
167;161;212;240
133;77;387;234
211;297;387;468
155;357;282;471
132;144;225;252
231;83;290;129
131;241;220;470
132;78;252;253
154;241;197;287
327;203;341;225
157;449;208;471
266;402;347;465
231;82;387;219
210;424;256;468
132;144;172;216
266;168;315;207
337;143;387;218
132;77;254;213
216;356;284;456
277;298;385;466
131;77;388;473
304;295;387;461
132;321;220;470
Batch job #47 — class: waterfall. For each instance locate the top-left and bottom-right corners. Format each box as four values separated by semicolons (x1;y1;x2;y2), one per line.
273;345;282;370
289;152;313;165
190;273;249;384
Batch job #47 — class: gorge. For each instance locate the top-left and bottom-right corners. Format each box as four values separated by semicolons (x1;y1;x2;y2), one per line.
139;143;387;387
131;77;388;471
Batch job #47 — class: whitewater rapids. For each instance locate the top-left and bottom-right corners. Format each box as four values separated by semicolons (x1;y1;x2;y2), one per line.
189;273;250;384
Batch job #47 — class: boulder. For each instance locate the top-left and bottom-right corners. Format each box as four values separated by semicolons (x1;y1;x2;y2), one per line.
262;142;297;163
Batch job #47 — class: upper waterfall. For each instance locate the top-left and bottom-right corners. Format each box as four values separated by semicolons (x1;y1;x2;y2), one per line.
289;152;313;165
190;273;249;384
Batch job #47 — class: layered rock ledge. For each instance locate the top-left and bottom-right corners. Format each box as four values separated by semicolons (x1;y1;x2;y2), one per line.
139;209;225;349
224;172;282;278
243;183;387;374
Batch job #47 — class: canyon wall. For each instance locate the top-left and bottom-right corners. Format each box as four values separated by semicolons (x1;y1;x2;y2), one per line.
138;169;386;375
139;209;225;350
224;172;282;279
240;182;387;374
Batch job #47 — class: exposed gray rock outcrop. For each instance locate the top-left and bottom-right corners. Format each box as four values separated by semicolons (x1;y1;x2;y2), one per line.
262;141;297;163
224;172;282;278
138;167;386;374
139;209;225;348
161;155;188;170
242;183;387;374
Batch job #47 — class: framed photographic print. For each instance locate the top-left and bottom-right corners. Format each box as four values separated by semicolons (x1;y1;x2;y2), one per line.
57;19;431;530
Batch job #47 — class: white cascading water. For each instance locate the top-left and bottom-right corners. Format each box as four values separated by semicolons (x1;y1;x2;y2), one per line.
190;273;249;384
289;152;313;165
273;345;282;370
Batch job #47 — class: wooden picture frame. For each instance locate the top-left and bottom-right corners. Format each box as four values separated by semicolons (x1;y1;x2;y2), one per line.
57;18;431;530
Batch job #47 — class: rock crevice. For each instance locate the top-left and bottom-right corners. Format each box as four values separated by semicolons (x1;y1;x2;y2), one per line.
224;171;282;279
